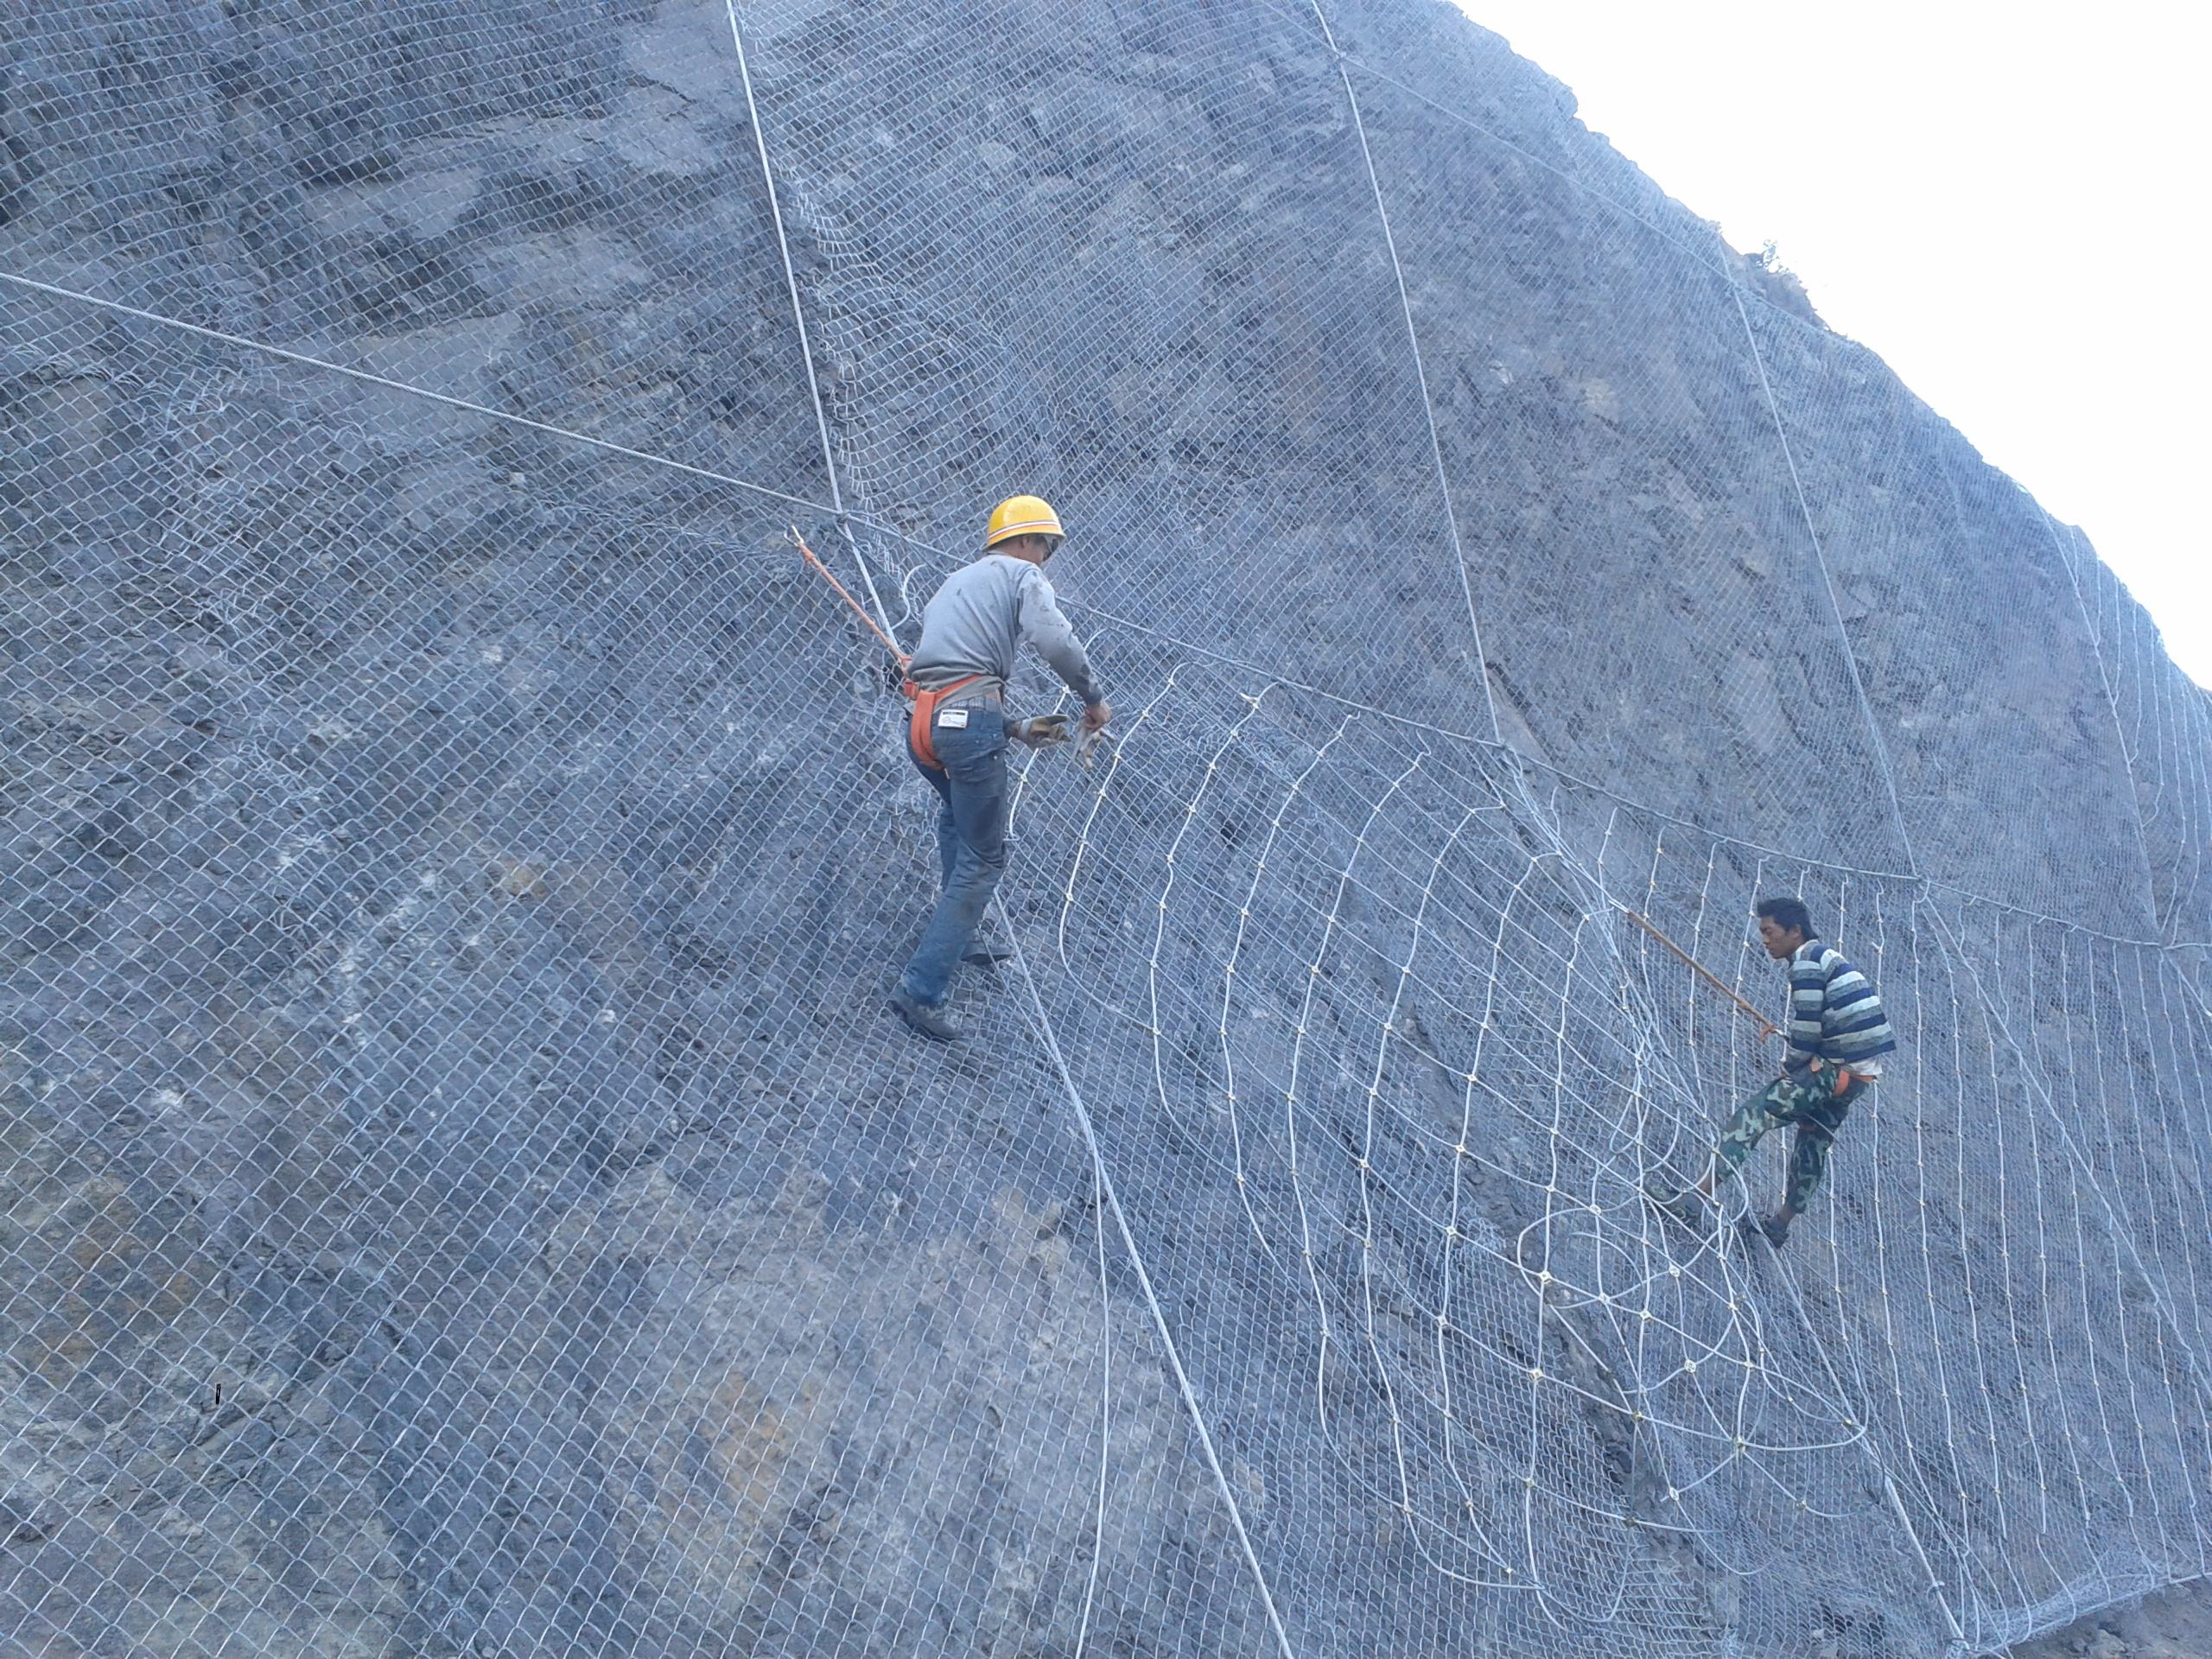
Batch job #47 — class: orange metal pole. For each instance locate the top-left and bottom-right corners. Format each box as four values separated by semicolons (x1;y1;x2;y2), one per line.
1623;907;1781;1040
790;526;908;668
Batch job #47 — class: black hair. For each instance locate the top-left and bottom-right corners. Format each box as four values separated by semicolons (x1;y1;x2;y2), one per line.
1754;895;1814;939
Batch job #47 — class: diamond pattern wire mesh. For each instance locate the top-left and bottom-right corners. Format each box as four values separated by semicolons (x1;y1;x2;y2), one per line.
3;3;2209;1656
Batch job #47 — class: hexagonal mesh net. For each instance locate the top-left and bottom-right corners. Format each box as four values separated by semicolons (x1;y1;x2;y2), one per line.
3;3;2208;1656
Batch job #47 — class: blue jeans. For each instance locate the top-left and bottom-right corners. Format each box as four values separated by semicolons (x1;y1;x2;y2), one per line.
899;695;1010;1007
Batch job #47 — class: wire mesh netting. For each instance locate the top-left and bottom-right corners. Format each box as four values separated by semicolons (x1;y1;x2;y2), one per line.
3;2;2209;1656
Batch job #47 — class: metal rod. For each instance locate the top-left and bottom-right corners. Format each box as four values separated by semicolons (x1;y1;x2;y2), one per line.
791;527;908;668
1622;906;1780;1039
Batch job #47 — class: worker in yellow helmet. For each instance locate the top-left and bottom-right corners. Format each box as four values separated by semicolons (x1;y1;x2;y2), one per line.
888;495;1112;1041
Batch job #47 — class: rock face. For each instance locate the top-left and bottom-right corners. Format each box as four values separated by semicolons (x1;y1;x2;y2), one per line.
3;3;2209;1658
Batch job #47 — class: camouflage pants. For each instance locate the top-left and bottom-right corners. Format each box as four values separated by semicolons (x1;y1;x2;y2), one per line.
1709;1068;1871;1214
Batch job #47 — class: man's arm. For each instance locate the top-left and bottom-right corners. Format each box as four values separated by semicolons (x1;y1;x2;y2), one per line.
1784;951;1827;1071
1016;567;1106;707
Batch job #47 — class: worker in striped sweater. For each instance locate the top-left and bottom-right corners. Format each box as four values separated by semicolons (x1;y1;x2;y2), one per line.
1658;896;1898;1250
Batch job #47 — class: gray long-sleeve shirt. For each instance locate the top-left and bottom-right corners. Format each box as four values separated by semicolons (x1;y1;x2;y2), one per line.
906;554;1104;706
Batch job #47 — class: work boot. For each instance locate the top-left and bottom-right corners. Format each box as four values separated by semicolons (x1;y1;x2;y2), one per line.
1740;1212;1790;1251
888;987;960;1043
1670;1193;1713;1232
1645;1184;1708;1232
963;946;1016;969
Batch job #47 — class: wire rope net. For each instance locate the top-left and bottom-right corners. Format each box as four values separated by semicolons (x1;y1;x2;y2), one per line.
3;2;2208;1656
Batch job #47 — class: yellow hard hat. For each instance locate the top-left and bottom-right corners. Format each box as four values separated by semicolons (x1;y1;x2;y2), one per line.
984;494;1065;549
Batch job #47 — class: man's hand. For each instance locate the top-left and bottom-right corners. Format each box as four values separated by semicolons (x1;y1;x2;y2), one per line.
1010;714;1071;748
1076;700;1113;769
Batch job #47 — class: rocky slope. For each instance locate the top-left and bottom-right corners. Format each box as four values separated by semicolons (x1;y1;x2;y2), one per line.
3;3;2208;1657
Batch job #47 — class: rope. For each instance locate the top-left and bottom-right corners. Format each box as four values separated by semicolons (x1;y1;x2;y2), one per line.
2043;507;2167;933
723;0;899;645
9;267;2202;954
1727;280;1923;878
1922;904;2212;1417
1001;913;1301;1659
0;270;827;514
1303;3;1503;749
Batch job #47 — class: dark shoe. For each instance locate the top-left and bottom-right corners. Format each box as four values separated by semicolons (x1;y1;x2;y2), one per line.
963;946;1016;968
1740;1213;1789;1251
888;988;960;1042
1646;1184;1708;1232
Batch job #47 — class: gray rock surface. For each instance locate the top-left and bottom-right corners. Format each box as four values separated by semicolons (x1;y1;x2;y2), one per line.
2009;1580;2212;1659
3;3;2208;1657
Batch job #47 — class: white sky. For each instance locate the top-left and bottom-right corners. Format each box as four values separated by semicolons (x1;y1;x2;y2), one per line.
1450;2;2212;688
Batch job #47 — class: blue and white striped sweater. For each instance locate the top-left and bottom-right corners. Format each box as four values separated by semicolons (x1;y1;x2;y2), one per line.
1786;939;1897;1072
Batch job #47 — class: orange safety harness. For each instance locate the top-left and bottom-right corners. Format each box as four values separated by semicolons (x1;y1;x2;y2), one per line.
906;673;982;772
791;527;983;775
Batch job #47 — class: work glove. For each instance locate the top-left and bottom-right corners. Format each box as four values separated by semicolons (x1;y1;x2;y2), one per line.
1009;713;1071;748
1075;699;1113;768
